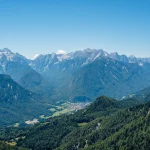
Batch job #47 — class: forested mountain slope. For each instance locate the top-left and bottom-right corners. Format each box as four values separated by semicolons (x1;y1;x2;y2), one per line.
1;95;150;150
0;74;51;126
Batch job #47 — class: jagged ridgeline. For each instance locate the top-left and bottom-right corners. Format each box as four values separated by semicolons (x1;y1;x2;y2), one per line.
1;48;150;102
0;48;53;100
1;95;150;150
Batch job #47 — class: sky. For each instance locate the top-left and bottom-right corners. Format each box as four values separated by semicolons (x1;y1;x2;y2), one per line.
0;0;150;59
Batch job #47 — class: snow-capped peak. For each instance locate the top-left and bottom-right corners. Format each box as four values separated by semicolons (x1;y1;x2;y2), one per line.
0;48;14;60
0;48;12;53
0;48;27;64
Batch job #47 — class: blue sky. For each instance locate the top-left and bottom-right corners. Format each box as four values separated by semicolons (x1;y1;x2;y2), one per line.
0;0;150;58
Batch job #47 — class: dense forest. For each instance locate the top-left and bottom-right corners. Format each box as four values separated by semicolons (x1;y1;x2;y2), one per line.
1;95;150;150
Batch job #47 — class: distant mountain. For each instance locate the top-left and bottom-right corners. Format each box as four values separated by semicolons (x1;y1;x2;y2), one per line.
65;57;150;100
1;48;150;102
0;48;53;98
30;48;150;72
0;74;51;126
0;48;29;81
29;49;150;101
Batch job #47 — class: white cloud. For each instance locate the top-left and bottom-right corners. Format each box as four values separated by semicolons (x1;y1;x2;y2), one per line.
56;50;67;55
32;54;40;60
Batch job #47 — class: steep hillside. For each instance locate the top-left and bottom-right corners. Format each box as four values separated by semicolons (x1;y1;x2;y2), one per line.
7;96;121;150
0;94;148;150
57;100;150;150
18;69;53;98
86;96;121;113
0;95;142;150
0;74;51;126
0;48;53;97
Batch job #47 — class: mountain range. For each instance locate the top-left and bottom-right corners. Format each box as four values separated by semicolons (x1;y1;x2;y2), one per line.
1;48;150;102
0;48;53;99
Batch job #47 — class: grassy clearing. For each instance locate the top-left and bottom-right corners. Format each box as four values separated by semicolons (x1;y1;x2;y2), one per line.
49;108;56;112
40;115;50;119
52;109;71;117
13;123;19;127
78;122;88;127
6;141;17;146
